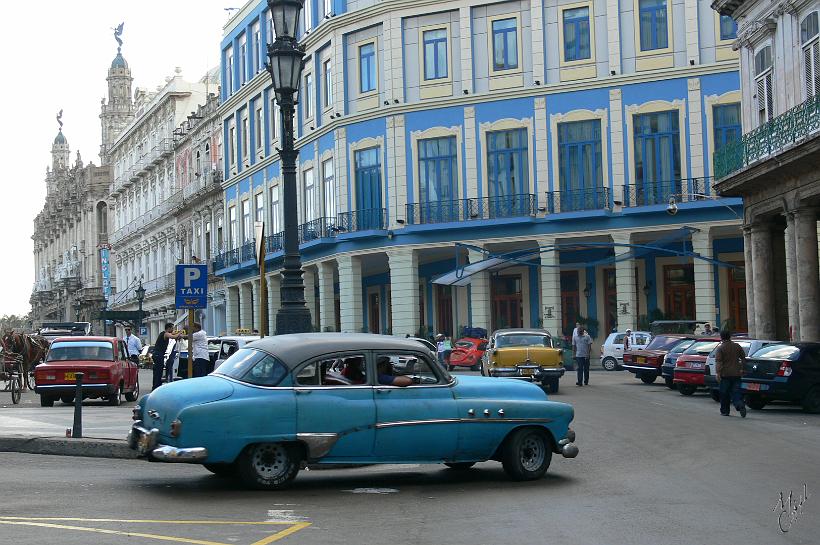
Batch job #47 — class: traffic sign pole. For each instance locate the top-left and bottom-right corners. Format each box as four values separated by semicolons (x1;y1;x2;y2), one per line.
188;308;194;379
175;263;208;379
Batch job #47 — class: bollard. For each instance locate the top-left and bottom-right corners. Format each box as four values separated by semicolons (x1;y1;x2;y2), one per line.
72;372;84;438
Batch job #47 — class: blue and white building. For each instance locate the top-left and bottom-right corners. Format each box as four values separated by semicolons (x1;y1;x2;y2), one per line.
214;0;747;348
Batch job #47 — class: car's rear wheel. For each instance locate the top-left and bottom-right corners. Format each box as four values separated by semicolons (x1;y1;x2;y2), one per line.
640;374;657;384
40;395;54;407
204;462;238;477
745;394;767;410
678;384;696;396
548;380;559;393
801;386;820;414
601;357;618;371
107;385;121;406
237;443;300;490
444;462;476;470
125;379;140;402
60;396;74;404
664;377;675;389
501;428;552;481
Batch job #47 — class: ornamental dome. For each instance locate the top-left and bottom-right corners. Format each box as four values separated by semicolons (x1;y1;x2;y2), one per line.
53;129;67;145
111;51;128;69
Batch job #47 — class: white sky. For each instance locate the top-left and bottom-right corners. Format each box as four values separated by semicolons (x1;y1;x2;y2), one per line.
0;1;236;316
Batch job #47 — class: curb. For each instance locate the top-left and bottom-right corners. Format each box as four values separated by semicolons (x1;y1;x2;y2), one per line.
0;435;138;460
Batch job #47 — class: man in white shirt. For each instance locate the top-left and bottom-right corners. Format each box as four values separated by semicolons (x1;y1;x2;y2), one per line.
191;322;210;378
623;328;633;351
123;326;143;365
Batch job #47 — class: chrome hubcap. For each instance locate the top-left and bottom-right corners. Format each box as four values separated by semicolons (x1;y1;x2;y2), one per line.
252;444;289;479
520;434;545;471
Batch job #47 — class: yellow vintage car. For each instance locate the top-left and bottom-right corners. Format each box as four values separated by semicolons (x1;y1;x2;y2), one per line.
481;329;565;393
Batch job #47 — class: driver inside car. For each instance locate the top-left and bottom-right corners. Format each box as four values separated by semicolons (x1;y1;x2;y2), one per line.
376;356;413;387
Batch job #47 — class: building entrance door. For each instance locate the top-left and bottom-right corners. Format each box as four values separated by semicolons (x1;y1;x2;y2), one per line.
435;285;453;336
727;261;748;332
663;265;694;319
368;292;380;333
491;275;522;331
561;271;580;337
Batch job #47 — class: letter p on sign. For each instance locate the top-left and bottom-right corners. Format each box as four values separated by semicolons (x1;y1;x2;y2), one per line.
184;267;201;287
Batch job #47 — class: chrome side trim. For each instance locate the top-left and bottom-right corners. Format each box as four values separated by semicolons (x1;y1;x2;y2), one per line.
35;384;110;389
297;432;340;459
374;417;552;429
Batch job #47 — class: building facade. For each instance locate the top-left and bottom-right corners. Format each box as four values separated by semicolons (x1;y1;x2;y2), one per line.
107;55;226;340
713;0;820;342
215;0;747;348
30;128;113;331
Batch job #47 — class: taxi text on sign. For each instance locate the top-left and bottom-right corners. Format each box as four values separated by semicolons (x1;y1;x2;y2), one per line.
175;264;208;309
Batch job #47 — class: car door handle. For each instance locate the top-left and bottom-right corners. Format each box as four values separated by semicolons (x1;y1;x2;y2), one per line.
295;389;312;395
376;388;392;394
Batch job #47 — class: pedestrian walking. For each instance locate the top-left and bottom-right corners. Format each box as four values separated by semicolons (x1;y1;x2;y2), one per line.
191;322;210;378
123;326;143;365
436;334;446;366
152;323;182;391
715;330;747;417
574;326;593;386
571;322;581;350
623;328;633;351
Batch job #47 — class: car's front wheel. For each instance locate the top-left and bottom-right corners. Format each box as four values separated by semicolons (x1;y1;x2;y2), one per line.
664;377;675;389
745;394;767;410
801;386;820;414
640;374;657;384
601;357;618;371
444;462;476;470
125;379;140;402
107;384;121;406
237;443;300;490
40;395;54;407
678;384;696;396
501;428;552;481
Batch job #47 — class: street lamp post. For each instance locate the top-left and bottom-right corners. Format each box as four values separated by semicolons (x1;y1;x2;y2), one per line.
266;0;312;335
135;280;146;339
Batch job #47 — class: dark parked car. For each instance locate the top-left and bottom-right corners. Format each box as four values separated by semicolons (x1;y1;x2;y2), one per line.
660;339;698;388
622;334;694;384
742;343;820;413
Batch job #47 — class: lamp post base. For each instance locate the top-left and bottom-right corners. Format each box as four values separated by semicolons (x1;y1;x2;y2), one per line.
275;306;313;335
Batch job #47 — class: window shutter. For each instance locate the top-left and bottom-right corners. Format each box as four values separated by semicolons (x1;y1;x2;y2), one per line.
813;41;820;98
765;72;774;120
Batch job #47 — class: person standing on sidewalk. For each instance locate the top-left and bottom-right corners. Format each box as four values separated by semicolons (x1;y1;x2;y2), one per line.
715;330;747;417
152;323;182;391
191;322;210;378
574;326;593;386
123;326;143;366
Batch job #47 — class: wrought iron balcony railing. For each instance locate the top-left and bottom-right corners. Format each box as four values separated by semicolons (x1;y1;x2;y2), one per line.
405;194;537;225
622;178;710;207
545;187;610;213
337;208;387;231
299;217;335;243
714;95;820;179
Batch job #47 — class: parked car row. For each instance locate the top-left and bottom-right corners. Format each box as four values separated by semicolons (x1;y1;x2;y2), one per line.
622;333;820;413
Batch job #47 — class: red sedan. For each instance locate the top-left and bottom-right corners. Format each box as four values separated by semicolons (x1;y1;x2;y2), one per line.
672;338;721;396
34;336;139;407
447;337;488;371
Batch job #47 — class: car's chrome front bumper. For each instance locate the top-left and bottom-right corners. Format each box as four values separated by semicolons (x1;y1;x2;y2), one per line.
127;422;208;463
557;427;579;458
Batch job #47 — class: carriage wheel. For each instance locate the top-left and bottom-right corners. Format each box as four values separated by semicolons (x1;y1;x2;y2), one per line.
10;372;21;404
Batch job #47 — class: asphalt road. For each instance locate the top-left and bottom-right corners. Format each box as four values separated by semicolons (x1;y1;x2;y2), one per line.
1;370;818;545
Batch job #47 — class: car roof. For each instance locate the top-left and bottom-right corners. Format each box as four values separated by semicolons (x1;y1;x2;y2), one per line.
247;333;432;369
219;336;261;342
51;336;116;343
493;329;552;336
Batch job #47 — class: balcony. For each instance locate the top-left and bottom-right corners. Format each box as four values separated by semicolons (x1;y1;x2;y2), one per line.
299;217;336;243
623;178;709;208
545;187;611;214
336;208;387;231
714;95;820;180
405;194;536;225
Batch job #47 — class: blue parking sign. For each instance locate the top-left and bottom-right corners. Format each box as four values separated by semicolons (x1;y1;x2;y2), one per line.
175;264;208;309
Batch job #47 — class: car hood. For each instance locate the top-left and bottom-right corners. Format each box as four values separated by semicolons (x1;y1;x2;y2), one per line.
453;375;548;400
141;376;235;428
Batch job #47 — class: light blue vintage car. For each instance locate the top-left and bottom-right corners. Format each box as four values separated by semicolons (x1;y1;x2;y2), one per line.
128;333;578;489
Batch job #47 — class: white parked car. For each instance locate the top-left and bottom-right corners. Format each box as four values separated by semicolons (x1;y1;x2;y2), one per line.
212;335;261;370
600;331;651;371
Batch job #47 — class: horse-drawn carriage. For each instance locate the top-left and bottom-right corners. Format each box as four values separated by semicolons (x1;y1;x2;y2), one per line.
1;331;48;404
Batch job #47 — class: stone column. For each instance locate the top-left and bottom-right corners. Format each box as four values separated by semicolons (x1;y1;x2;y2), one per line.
318;261;336;332
742;227;756;337
467;248;491;332
750;222;776;340
388;248;419;337
267;273;281;336
609;90;625;204
303;267;317;330
338;255;363;332
785;214;800;340
226;285;240;334
612;233;636;330
691;228;717;327
251;279;261;333
538;238;562;334
794;208;820;341
239;282;253;330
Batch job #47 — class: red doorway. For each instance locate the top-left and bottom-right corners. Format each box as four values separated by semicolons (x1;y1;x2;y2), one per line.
561;271;580;337
435;285;453;336
491;275;523;331
663;265;695;320
727;261;748;332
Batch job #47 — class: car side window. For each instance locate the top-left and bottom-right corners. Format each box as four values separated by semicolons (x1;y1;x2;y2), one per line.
296;355;368;386
376;353;442;385
614;334;625;344
119;342;128;361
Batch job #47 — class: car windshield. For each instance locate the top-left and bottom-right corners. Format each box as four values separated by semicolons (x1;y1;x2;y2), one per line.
214;348;288;386
684;340;720;355
669;339;695;354
750;344;800;361
646;336;687;351
47;341;114;362
455;341;474;349
496;334;552;348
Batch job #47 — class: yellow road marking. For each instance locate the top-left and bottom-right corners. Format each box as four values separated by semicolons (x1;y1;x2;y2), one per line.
0;517;311;545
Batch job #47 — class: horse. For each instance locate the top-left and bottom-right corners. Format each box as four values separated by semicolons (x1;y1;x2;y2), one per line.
1;331;49;391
